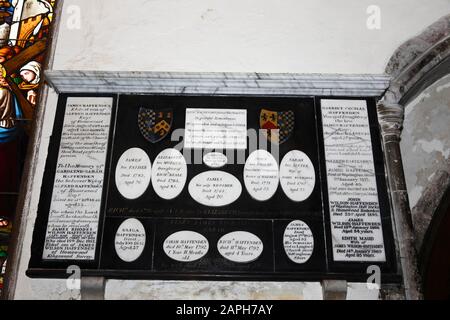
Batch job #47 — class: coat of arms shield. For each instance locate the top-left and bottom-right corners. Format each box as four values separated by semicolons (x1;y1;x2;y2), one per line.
138;107;173;143
259;109;295;144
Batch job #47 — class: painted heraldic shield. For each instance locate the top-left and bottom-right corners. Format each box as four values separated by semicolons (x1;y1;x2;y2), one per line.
259;109;295;144
138;107;173;143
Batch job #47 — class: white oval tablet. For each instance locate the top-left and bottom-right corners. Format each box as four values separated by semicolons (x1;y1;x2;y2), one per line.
279;150;315;202
163;230;209;262
244;150;279;201
203;152;227;168
114;218;146;262
188;171;242;207
283;220;314;264
151;148;187;200
217;231;263;263
115;147;151;199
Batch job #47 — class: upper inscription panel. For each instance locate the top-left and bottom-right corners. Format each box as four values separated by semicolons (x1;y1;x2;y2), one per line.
184;108;247;149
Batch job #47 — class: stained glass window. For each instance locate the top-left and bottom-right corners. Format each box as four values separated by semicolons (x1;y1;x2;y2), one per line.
0;0;57;296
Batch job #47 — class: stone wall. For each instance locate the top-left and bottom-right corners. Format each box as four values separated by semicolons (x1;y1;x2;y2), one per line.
400;75;450;250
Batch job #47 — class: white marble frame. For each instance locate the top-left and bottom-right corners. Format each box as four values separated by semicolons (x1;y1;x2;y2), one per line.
45;70;390;97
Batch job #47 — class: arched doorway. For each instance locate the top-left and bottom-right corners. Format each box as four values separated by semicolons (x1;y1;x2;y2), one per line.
382;14;450;299
420;185;450;299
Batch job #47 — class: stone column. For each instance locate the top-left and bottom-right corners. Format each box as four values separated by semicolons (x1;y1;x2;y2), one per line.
321;280;347;300
376;99;423;300
81;277;106;300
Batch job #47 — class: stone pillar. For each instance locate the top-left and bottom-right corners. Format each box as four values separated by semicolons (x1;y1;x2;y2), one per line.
321;280;347;300
81;276;106;300
376;99;422;300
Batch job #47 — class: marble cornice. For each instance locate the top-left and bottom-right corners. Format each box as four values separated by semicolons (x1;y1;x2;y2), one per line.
44;70;390;97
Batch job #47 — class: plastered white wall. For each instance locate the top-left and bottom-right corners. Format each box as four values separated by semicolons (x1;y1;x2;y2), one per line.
53;0;450;74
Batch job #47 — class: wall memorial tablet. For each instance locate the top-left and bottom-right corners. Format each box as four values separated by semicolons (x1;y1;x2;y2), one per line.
321;99;386;262
243;150;279;201
114;218;146;262
279;150;316;202
42;97;113;260
29;94;397;282
188;171;242;207
203;152;228;168
163;230;209;262
217;231;264;263
283;220;314;264
151;148;187;200
115;147;152;200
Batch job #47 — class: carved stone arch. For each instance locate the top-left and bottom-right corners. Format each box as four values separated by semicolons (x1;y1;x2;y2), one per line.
384;12;450;249
413;162;450;299
378;14;450;300
384;14;450;104
375;14;450;300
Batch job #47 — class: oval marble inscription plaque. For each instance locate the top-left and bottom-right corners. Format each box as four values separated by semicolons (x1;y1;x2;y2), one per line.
163;231;209;262
244;150;279;201
279;150;315;202
217;231;263;263
115;147;151;199
188;171;242;207
114;218;146;262
283;220;314;264
151;148;187;200
203;152;227;168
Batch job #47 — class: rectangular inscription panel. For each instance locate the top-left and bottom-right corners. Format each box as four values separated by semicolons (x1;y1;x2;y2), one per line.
321;99;386;262
184;108;247;149
42;97;113;260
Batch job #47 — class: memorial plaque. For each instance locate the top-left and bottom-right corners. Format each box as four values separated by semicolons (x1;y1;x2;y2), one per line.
42;97;113;260
151;148;187;200
279;150;316;202
184;108;247;149
217;231;264;263
115;147;152;200
321;99;386;262
114;218;146;262
29;94;397;282
283;220;314;264
99;217;153;270
153;218;274;273
163;230;209;262
243;150;279;201
203;152;228;168
188;171;242;207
